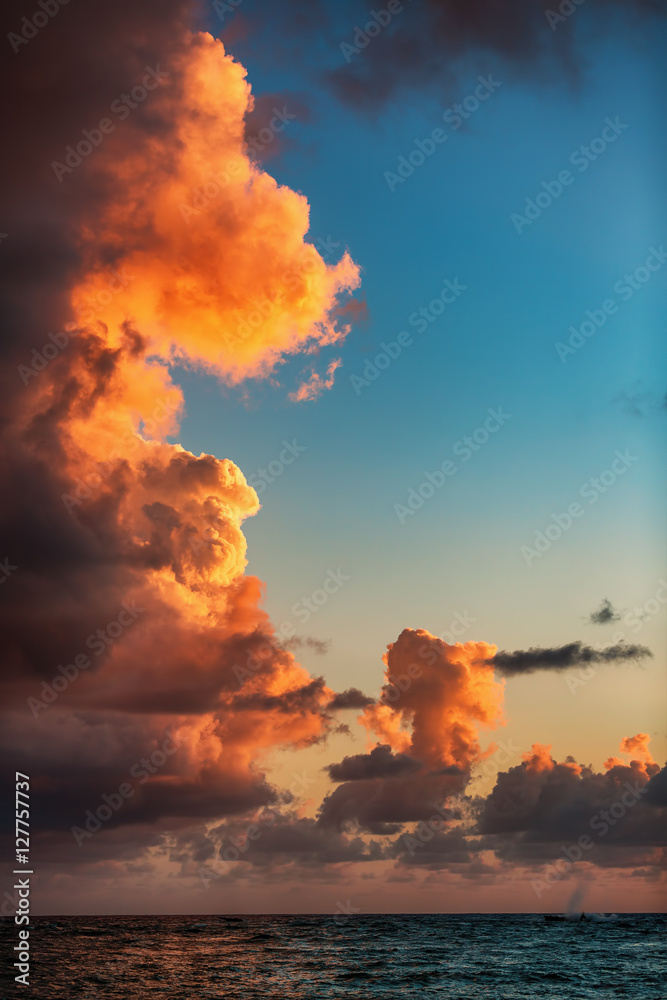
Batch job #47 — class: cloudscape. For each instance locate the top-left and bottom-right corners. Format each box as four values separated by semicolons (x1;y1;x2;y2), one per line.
1;0;665;968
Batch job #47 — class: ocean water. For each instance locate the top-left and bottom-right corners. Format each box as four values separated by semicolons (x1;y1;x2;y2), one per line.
1;913;665;998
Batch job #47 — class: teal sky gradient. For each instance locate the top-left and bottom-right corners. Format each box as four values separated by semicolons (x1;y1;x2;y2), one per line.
172;15;666;773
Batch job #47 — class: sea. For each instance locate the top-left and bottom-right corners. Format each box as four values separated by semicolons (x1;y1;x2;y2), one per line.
1;913;665;998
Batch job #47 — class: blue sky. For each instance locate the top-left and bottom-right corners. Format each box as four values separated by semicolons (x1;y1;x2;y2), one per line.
173;10;666;772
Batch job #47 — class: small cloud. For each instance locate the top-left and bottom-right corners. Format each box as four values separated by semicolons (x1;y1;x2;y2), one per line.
283;636;330;655
613;383;667;417
587;598;621;625
328;688;375;711
289;358;341;402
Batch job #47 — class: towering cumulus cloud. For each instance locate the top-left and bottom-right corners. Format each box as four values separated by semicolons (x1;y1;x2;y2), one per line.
318;630;505;831
69;33;359;383
0;1;359;868
362;629;504;771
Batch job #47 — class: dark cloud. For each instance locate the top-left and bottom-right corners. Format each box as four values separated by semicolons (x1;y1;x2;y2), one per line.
231;678;331;722
317;773;460;833
0;0;350;885
587;599;621;625
0;0;203;700
389;827;476;869
326;743;422;782
476;749;666;867
0;710;278;848
645;766;667;808
243;91;312;164
177;812;384;875
282;635;330;655
613;384;667;418
0;0;195;372
237;0;664;114
216;814;382;867
315;743;667;874
327;687;374;710
488;641;652;676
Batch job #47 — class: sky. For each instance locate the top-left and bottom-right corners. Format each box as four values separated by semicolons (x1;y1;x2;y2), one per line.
1;0;666;917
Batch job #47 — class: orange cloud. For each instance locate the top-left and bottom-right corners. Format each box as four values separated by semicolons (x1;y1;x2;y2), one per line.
70;33;360;385
289;357;342;402
620;732;655;764
605;733;657;776
522;744;554;773
51;34;363;754
361;629;505;772
522;743;582;776
3;26;360;824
